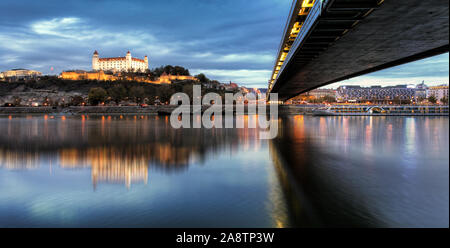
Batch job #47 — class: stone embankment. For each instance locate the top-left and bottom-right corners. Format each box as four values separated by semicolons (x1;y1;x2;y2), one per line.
0;105;316;115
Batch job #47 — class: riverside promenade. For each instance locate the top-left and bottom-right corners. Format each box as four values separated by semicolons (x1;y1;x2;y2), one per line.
0;105;316;115
0;105;447;116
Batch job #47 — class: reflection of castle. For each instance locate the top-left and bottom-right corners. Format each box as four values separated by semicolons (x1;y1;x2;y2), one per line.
0;115;258;189
57;144;199;189
59;147;149;189
0;149;40;170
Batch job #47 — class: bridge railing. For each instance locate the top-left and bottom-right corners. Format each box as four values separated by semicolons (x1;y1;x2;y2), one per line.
273;0;326;86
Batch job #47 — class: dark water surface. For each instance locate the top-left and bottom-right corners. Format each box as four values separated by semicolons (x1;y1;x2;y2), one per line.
0;115;448;227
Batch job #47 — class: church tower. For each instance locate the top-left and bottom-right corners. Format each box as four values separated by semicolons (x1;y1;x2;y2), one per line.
92;50;99;71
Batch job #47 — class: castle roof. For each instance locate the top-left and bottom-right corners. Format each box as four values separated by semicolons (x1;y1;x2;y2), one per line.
132;58;145;63
93;50;98;55
99;57;127;61
98;57;146;63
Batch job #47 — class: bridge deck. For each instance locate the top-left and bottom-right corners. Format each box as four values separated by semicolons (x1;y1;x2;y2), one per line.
269;0;449;101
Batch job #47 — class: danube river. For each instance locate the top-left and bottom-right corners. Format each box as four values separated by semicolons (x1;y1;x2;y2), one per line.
0;115;448;227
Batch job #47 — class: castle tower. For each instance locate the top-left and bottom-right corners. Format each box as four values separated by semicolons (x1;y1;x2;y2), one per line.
144;55;149;70
92;50;99;71
126;51;132;71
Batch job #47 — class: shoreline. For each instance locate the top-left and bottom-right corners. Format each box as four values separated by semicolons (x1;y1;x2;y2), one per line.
0;105;448;116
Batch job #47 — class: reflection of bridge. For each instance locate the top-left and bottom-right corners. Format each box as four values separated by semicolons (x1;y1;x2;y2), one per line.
268;0;449;101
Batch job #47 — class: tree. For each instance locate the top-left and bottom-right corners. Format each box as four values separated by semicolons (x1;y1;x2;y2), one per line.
427;95;437;104
108;84;127;104
129;86;145;103
88;87;107;105
440;97;448;105
182;84;197;103
157;85;176;103
322;95;336;103
195;73;209;83
70;95;84;106
173;66;190;76
13;96;22;106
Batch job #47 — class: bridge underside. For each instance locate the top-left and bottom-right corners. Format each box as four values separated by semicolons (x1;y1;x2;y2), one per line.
271;0;449;101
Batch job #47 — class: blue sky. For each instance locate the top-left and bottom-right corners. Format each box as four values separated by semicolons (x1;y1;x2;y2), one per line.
0;0;448;88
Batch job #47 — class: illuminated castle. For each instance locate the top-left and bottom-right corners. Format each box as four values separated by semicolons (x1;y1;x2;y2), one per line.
92;50;148;72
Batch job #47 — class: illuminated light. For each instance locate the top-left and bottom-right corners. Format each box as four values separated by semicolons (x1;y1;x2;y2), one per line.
61;116;66;121
268;1;316;90
301;0;315;8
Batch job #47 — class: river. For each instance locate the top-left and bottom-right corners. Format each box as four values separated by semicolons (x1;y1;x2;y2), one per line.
0;114;448;227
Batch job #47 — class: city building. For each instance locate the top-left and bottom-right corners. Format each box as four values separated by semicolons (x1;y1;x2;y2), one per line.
92;50;148;72
303;88;336;99
223;82;239;91
288;88;336;104
0;69;42;82
414;81;428;99
427;85;449;103
336;85;417;104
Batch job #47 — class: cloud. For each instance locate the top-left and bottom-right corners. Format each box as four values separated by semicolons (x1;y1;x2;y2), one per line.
326;53;449;88
0;0;448;88
193;52;273;64
31;17;86;39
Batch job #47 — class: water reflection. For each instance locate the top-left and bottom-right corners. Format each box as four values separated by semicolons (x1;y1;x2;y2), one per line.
0;115;262;189
271;116;449;227
0;115;448;227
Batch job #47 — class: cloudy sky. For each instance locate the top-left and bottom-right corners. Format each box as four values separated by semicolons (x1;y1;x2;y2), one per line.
0;0;448;88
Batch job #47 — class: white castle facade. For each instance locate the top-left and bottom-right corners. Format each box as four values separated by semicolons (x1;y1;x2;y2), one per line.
92;51;148;72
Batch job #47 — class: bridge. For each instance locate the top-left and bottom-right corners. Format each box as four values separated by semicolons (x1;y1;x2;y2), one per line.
267;0;449;101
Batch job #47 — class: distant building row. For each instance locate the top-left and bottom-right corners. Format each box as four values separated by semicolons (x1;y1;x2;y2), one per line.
336;84;448;103
290;82;448;104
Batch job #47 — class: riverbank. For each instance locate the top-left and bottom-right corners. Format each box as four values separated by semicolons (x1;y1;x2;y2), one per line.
0;105;316;115
0;105;448;116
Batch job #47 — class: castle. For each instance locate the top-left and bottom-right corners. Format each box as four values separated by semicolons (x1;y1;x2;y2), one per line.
92;50;148;72
59;50;199;84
